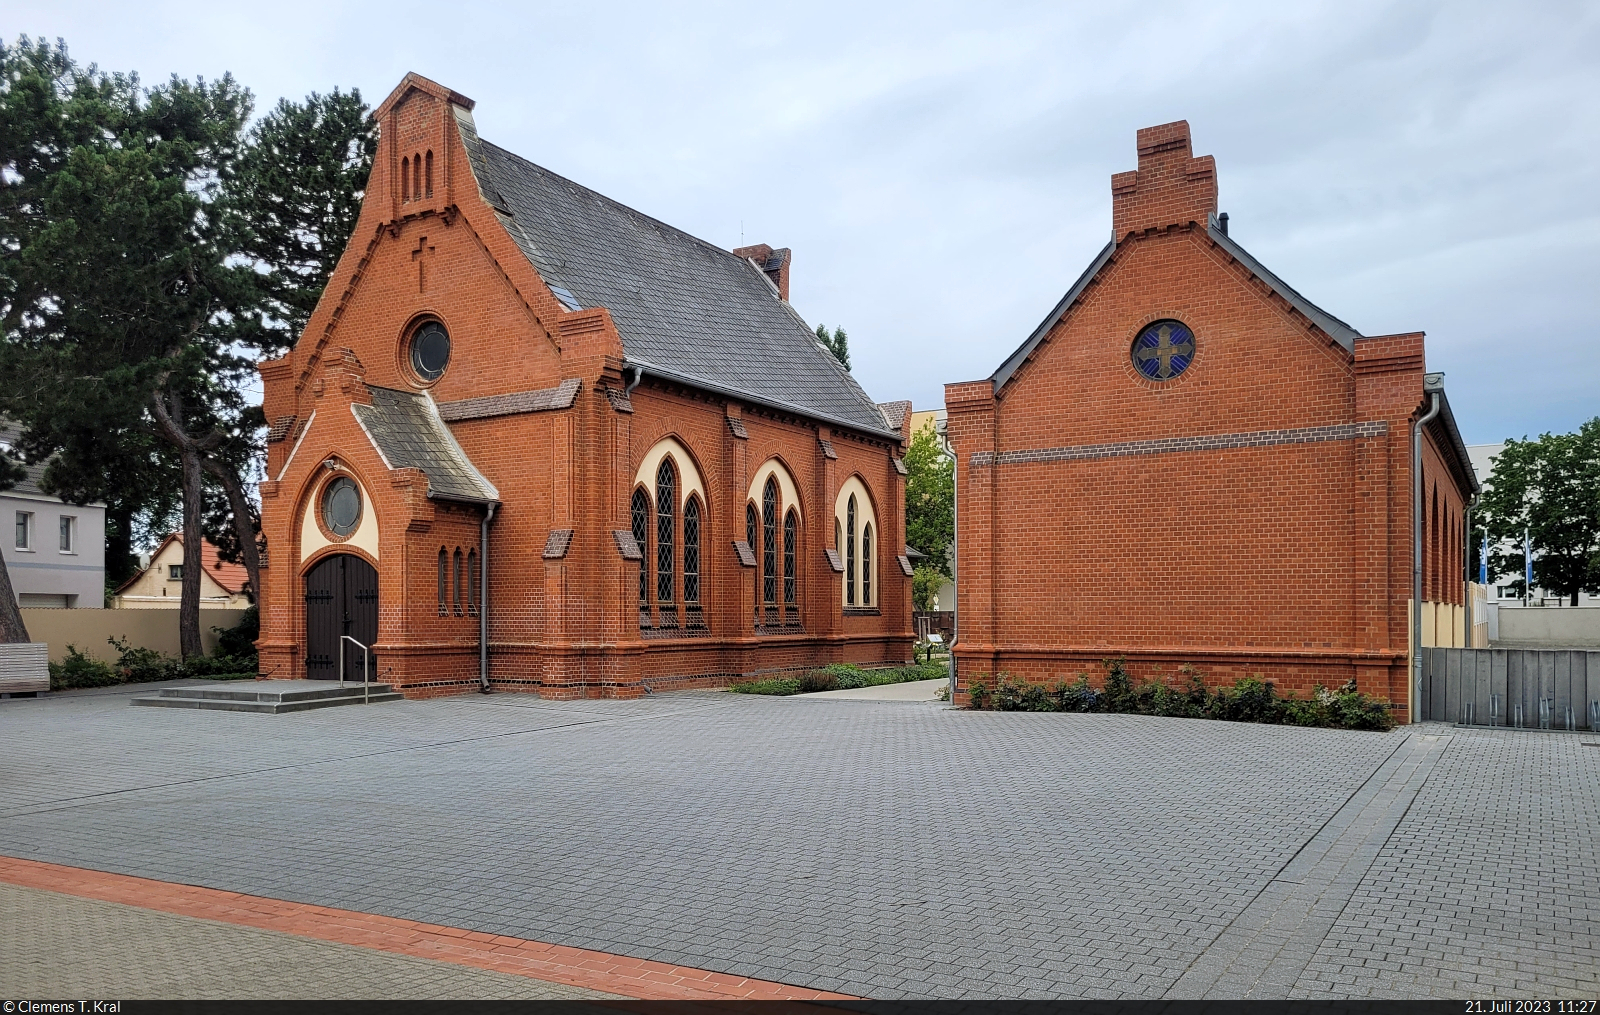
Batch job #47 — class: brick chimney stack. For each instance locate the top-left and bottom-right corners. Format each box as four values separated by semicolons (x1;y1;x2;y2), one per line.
732;243;792;302
1110;120;1218;240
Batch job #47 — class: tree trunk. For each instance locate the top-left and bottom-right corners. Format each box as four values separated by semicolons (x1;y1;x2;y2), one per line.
0;552;30;643
176;439;206;660
150;388;207;660
203;458;262;603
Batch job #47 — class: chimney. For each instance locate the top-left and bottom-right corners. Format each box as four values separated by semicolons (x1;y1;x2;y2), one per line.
1110;120;1218;240
732;243;792;302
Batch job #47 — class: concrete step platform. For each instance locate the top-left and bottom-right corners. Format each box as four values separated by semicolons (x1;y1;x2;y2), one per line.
131;680;403;714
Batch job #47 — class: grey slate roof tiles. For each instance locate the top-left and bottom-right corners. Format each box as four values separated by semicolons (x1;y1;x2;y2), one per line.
437;378;581;423
456;131;896;439
352;386;499;504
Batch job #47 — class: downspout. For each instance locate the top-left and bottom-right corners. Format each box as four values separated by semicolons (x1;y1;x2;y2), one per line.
936;417;958;701
479;501;498;693
1463;496;1477;648
1412;379;1443;722
623;364;644;398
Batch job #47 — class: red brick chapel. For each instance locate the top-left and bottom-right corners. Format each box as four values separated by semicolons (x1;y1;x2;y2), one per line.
256;73;914;698
945;121;1476;722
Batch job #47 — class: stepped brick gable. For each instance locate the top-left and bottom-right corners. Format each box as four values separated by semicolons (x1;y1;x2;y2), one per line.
946;121;1476;721
256;73;912;698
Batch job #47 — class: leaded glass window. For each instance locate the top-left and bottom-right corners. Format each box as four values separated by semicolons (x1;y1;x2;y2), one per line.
762;478;778;606
438;547;447;616
1131;320;1195;381
783;509;797;608
683;496;701;604
453;548;463;616
747;503;758;553
656;460;676;604
631;487;650;612
466;549;477;615
846;495;857;606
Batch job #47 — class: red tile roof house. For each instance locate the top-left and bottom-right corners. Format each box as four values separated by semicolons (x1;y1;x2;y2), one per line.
111;533;252;609
255;74;914;698
945;121;1477;723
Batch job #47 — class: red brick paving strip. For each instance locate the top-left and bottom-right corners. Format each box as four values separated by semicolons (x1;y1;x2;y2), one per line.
0;855;856;1002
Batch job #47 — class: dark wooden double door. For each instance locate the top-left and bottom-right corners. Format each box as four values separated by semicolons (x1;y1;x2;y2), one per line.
304;554;378;680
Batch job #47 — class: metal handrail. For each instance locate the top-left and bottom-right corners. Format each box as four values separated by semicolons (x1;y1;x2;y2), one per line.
339;635;372;704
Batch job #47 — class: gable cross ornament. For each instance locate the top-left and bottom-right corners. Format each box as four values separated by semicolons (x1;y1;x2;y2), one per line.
412;235;436;293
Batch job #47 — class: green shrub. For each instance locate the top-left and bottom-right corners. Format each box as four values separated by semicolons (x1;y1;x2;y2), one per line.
730;660;947;697
108;636;184;683
213;606;259;665
49;645;120;690
966;660;1394;732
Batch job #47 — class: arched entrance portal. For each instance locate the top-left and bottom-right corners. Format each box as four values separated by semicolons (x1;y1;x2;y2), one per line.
304;554;378;680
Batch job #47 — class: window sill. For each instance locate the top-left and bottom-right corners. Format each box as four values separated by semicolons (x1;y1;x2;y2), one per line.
843;608;881;617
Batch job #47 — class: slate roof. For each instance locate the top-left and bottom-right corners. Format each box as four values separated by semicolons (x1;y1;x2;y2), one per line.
991;214;1361;391
454;118;896;439
352;387;500;503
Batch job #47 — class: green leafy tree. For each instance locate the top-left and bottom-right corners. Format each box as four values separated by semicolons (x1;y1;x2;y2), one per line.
814;322;850;371
904;418;953;578
912;564;944;612
228;88;375;347
0;37;256;657
1478;417;1600;605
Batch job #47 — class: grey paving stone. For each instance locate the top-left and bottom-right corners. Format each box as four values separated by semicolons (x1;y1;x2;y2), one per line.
1;693;1593;999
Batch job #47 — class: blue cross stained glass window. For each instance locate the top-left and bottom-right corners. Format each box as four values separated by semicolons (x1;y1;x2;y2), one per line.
1131;320;1195;381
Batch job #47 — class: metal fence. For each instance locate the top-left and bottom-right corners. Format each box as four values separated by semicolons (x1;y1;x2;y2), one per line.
1420;647;1600;730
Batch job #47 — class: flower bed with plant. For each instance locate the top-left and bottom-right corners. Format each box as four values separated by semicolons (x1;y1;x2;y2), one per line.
48;608;260;690
965;659;1394;731
730;660;948;696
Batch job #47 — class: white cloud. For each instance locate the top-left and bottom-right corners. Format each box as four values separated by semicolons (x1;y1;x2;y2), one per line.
14;0;1598;441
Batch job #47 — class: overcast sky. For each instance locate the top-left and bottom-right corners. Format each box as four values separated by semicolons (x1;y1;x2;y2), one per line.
11;0;1597;444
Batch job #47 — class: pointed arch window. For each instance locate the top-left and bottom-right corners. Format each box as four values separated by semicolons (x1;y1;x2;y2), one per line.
656;459;677;625
424;150;434;198
783;508;798;624
862;523;873;606
846;495;858;606
453;548;464;616
402;156;411;202
437;547;447;616
762;477;779;620
632;487;650;625
412;153;422;204
747;503;759;557
466;549;478;616
684;495;702;616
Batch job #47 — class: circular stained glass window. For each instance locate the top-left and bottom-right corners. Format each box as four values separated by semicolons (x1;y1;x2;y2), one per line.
322;476;362;538
409;321;451;382
1131;320;1195;381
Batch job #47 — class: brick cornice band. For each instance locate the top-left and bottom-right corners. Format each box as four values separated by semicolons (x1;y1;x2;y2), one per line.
970;421;1388;468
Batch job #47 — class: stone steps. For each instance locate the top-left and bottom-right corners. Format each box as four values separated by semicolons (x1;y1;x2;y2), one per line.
131;680;403;714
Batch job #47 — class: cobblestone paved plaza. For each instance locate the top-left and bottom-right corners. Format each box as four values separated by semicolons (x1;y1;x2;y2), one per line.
1;682;1595;998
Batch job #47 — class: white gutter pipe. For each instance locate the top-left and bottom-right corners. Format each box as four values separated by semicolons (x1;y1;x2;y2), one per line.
1412;377;1443;721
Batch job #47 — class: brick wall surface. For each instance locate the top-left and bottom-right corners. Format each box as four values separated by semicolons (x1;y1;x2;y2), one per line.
945;122;1471;721
257;74;911;699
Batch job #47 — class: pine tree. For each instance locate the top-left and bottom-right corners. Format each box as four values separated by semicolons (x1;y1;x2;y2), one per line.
814;322;850;371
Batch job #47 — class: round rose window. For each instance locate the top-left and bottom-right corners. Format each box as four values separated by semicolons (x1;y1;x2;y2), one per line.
1131;320;1195;381
322;476;362;538
409;321;451;382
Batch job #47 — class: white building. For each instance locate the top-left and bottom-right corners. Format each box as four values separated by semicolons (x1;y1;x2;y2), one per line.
0;424;106;609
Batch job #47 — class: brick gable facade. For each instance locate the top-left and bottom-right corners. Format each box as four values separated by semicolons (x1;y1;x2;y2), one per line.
255;74;912;698
946;121;1475;722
